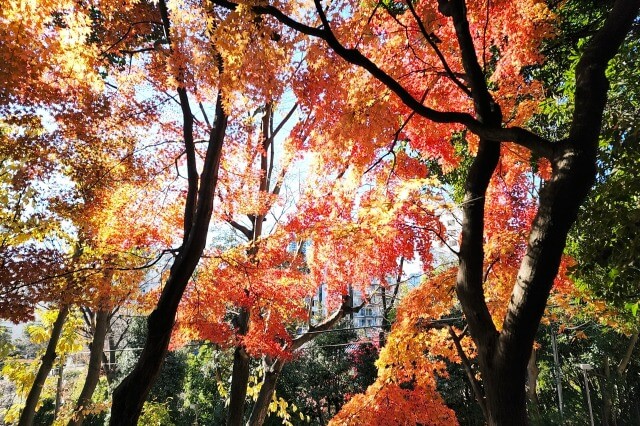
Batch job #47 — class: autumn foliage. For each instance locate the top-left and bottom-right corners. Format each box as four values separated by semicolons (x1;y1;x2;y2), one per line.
1;0;638;424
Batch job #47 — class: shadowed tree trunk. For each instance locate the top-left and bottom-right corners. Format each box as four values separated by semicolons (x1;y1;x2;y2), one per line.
68;309;109;426
109;91;227;424
617;330;638;376
600;357;613;426
465;2;638;422
527;349;541;421
109;1;228;418
206;0;640;423
18;305;69;426
248;360;284;426
227;308;251;426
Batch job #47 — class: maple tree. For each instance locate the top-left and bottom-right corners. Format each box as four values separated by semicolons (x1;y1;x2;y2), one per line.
208;0;640;423
2;0;639;424
171;94;441;424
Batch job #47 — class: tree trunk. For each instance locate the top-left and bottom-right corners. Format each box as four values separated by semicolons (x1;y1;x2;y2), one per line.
227;308;250;426
19;305;69;426
480;361;528;425
452;0;640;424
55;358;65;418
69;309;109;426
527;349;541;421
617;330;638;376
247;360;284;426
109;87;227;425
108;5;227;418
101;331;118;385
246;299;360;425
600;357;613;426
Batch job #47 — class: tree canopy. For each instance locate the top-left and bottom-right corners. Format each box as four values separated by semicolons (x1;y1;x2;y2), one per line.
1;0;639;425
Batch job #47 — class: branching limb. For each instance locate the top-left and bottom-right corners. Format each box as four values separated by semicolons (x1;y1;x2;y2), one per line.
405;0;471;96
290;297;366;351
211;0;555;158
447;325;489;422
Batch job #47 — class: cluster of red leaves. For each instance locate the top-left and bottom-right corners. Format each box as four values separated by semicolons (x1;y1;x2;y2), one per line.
0;246;67;322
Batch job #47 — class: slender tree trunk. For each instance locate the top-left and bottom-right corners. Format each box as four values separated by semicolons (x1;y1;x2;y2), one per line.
600;357;613;426
380;257;403;347
246;300;359;425
527;349;541;421
69;309;109;426
19;305;69;426
110;88;227;425
55;358;65;418
247;359;284;426
617;330;638;375
102;332;118;385
108;6;228;419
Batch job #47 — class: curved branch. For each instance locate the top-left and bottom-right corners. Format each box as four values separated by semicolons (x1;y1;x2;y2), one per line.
211;0;554;158
405;0;471;96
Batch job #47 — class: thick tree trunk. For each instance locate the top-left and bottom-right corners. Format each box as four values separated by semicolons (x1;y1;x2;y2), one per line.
227;308;251;426
108;6;227;419
19;305;69;426
69;309;109;426
446;0;639;423
482;364;528;425
247;360;284;426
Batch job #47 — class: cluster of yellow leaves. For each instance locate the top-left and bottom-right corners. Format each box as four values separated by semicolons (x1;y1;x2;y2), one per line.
53;396;111;426
0;0;105;105
1;308;86;424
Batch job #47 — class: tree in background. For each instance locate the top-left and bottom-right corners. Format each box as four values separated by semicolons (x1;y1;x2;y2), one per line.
267;322;377;425
1;309;85;424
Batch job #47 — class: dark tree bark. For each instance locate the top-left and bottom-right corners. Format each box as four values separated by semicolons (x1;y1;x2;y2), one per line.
247;360;284;426
109;92;227;424
208;0;640;423
527;349;541;421
617;330;638;376
18;305;69;426
600;357;613;426
476;2;638;423
226;104;272;426
109;1;228;418
227;308;251;426
68;309;109;426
